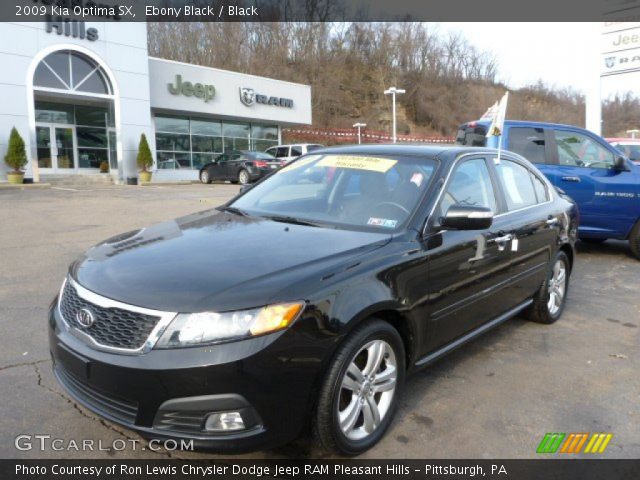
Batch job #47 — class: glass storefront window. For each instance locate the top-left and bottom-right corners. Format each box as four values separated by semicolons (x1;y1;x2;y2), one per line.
35;102;74;124
156;133;190;152
223;121;250;138
156;116;189;133
77;127;107;148
191;119;221;136
76;106;108;127
78;148;108;169
154;116;279;170
251;124;278;140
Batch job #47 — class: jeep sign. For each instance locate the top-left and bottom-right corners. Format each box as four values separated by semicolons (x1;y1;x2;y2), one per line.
168;75;215;102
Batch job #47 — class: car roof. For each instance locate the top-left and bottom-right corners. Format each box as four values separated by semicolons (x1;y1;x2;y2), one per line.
309;143;506;161
465;119;591;130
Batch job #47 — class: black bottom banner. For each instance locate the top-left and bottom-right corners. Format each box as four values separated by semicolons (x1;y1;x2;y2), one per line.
3;459;639;480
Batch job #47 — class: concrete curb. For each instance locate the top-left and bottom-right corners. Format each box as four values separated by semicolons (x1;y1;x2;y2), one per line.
0;183;51;189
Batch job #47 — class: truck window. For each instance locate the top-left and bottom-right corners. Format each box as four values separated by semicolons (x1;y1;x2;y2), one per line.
455;124;487;146
508;127;546;164
554;130;615;169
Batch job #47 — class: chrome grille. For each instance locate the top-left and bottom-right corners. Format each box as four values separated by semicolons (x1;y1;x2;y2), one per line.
58;279;164;352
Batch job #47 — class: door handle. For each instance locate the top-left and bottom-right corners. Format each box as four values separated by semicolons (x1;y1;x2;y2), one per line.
490;234;513;244
561;176;581;183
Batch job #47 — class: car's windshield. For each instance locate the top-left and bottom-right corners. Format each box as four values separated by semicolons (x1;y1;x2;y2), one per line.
230;153;437;231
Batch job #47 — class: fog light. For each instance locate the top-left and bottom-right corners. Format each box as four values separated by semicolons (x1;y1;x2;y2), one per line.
204;412;245;432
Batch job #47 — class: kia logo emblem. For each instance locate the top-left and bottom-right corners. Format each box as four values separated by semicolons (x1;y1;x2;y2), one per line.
75;308;95;328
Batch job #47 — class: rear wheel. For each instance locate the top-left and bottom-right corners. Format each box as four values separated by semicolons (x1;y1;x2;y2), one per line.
238;169;250;185
314;320;405;456
629;221;640;260
527;251;570;324
199;169;211;184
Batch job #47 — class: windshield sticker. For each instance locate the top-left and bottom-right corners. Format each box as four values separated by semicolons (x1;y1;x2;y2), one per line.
368;217;398;228
410;172;424;187
317;155;398;173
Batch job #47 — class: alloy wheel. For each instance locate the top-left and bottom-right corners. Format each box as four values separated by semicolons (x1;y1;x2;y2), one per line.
337;340;397;441
200;171;209;184
239;170;250;185
547;259;567;315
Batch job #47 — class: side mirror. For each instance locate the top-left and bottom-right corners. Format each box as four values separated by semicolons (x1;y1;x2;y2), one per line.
441;205;493;231
614;156;631;171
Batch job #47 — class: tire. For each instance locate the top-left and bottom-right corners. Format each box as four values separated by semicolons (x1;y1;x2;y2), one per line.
238;169;250;185
527;251;570;324
581;238;606;244
199;169;211;184
314;319;405;456
629;221;640;260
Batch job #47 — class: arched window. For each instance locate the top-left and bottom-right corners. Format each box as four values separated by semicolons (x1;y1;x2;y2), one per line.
34;50;113;95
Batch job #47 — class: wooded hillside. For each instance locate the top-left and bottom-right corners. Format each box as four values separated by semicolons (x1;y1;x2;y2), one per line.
148;22;639;137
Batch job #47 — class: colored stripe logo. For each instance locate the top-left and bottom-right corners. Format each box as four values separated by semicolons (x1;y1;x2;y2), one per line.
537;433;612;454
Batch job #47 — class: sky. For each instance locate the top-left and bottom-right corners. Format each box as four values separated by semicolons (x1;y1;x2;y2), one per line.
437;22;640;99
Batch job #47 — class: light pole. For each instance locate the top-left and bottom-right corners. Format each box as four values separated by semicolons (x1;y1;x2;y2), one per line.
353;122;367;144
384;87;405;143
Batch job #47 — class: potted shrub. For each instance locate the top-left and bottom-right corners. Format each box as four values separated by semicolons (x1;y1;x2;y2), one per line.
4;127;27;184
99;160;109;173
137;133;153;183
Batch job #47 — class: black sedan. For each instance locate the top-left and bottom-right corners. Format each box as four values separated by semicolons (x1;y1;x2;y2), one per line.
49;145;578;455
199;150;280;185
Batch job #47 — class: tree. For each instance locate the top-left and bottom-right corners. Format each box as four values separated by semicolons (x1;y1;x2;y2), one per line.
136;133;153;172
4;127;27;172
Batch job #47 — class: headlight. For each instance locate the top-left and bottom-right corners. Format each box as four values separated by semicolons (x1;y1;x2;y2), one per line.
154;302;304;348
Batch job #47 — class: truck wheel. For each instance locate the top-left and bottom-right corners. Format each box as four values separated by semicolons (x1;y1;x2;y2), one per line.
314;319;405;456
527;251;570;324
630;222;640;260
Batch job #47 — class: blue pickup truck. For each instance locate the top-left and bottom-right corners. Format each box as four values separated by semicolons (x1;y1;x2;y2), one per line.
456;120;640;259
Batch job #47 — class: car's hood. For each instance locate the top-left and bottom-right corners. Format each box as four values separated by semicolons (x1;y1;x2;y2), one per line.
71;210;391;312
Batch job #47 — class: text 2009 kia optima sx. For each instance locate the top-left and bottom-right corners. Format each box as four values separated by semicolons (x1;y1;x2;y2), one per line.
49;145;578;455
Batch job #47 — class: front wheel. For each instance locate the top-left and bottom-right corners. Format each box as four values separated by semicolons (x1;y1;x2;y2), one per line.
527;251;570;324
199;169;211;184
314;320;405;456
238;169;250;185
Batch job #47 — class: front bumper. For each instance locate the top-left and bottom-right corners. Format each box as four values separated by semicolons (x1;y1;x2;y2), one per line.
48;301;325;452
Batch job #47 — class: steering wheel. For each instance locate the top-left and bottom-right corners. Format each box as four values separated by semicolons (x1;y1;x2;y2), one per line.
374;201;411;216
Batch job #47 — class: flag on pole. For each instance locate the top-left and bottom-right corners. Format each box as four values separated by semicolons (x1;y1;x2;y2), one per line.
486;92;509;138
480;101;499;121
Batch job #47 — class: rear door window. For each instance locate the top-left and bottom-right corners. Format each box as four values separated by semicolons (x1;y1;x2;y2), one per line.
494;160;539;211
291;146;303;156
507;127;546;164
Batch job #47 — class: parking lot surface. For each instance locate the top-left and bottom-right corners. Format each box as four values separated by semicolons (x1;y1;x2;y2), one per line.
0;184;638;459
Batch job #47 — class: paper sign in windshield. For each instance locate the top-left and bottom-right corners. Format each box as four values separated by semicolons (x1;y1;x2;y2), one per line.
317;156;397;173
367;217;398;228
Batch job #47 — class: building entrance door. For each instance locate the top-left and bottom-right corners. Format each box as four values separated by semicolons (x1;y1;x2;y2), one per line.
35;124;76;173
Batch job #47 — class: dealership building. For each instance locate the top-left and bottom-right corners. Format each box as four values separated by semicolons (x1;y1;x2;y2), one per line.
0;21;312;183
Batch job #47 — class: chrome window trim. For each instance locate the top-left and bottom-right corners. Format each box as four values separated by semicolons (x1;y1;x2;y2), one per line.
57;276;177;355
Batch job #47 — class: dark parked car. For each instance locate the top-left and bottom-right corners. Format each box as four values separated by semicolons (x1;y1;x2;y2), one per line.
49;145;578;455
199;150;279;185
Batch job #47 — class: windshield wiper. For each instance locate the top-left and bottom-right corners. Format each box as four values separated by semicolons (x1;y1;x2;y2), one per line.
219;206;249;216
264;215;328;228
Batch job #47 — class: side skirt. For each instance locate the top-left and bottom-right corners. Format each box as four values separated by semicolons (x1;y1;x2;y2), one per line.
414;299;533;369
